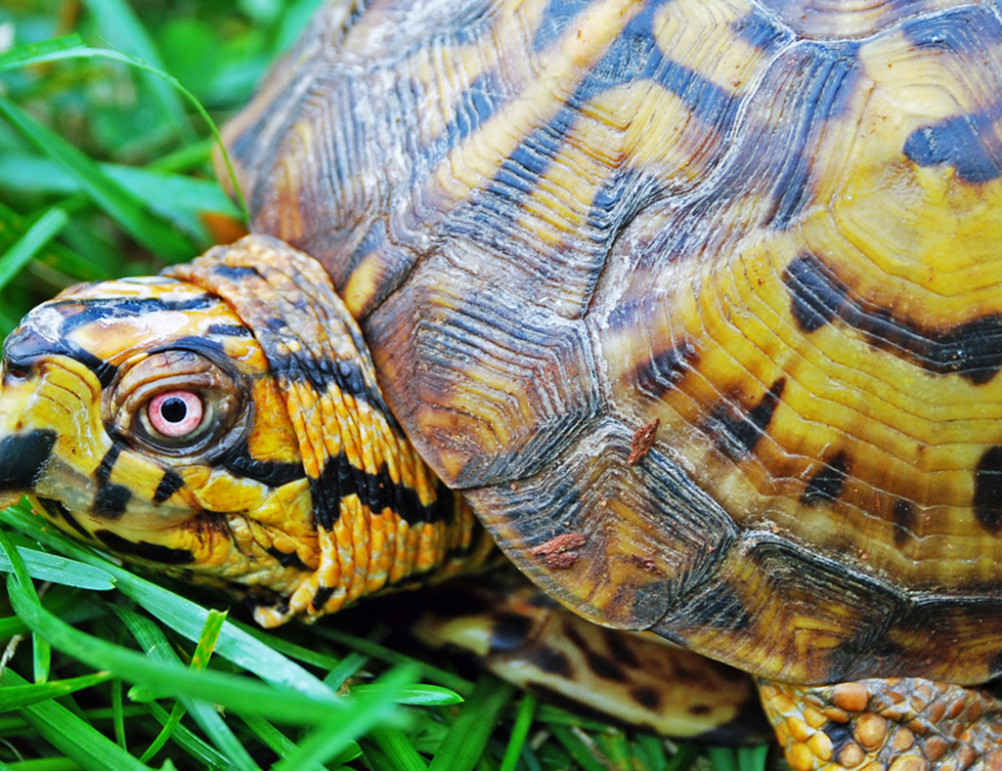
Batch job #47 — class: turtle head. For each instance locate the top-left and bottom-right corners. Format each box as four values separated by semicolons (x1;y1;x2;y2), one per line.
0;241;315;607
0;235;487;625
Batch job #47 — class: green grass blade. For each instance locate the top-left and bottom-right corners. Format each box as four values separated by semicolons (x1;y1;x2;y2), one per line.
0;671;112;711
0;530;354;725
240;714;327;770
352;683;463;707
139;610;262;771
83;0;192;139
0;43;247;220
0;545;115;591
31;634;50;683
2;668;148;771
0;153;240;232
500;693;537;771
363;725;429;771
271;666;420;771
0;208;69;292
0;95;194;261
549;725;614;771
428;676;515;771
313;625;474;697
146;701;233;770
0;35;85;70
0;504;330;698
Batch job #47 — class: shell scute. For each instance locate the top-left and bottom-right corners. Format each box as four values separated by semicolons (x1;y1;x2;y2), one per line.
229;0;1002;682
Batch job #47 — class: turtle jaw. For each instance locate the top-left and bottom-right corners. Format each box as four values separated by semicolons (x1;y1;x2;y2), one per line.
0;352;100;514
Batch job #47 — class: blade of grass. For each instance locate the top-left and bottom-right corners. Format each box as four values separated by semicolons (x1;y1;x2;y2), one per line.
0;528;362;725
271;666;420;771
1;504;330;698
362;725;429;771
0;96;194;261
312;625;474;697
240;713;327;770
500;693;537;771
737;744;769;771
31;633;50;683
0;544;115;591
427;676;515;771
0;34;85;70
0;39;248;220
2;667;147;771
0;208;69;292
146;701;233;771
351;683;462;707
664;744;702;771
121;608;261;771
0;671;111;711
548;725;614;771
84;0;192;139
111;678;127;750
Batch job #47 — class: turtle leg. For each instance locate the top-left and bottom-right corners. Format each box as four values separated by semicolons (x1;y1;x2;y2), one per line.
410;575;769;743
759;678;1002;770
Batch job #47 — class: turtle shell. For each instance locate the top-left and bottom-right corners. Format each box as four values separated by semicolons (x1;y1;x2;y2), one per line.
222;0;1002;685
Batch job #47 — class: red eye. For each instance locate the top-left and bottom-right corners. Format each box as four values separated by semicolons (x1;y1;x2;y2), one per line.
148;391;203;438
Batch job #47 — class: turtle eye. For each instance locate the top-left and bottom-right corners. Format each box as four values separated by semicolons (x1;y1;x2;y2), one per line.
147;391;204;438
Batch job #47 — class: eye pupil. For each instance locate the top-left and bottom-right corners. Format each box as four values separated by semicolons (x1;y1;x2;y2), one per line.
160;397;188;423
147;390;204;439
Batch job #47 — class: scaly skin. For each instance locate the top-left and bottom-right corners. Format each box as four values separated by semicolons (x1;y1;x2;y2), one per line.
0;236;494;626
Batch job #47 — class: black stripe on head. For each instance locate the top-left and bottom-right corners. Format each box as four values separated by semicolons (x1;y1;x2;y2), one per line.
975;446;1002;533
221;440;305;487
37;496;91;539
95;443;121;486
154;468;185;504
0;430;56;491
55;295;216;335
269;350;398;430
3;325;118;388
94;529;194;564
93;484;132;519
801;452;849;505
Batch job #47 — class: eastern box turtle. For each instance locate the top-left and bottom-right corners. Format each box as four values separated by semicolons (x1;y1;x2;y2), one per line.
3;0;1002;767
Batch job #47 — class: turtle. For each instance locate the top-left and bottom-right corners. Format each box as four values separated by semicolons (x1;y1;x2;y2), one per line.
3;0;1002;766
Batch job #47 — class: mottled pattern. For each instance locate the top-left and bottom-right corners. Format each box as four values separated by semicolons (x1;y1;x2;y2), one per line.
761;678;1002;770
411;574;769;742
226;0;1002;684
0;237;493;627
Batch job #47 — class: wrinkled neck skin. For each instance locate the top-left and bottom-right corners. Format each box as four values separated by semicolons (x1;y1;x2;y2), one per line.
0;235;491;627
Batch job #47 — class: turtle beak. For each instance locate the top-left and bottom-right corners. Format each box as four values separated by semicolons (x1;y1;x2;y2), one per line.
0;321;90;508
0;331;59;507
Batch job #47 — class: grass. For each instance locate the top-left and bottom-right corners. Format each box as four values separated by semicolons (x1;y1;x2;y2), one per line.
0;2;771;769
